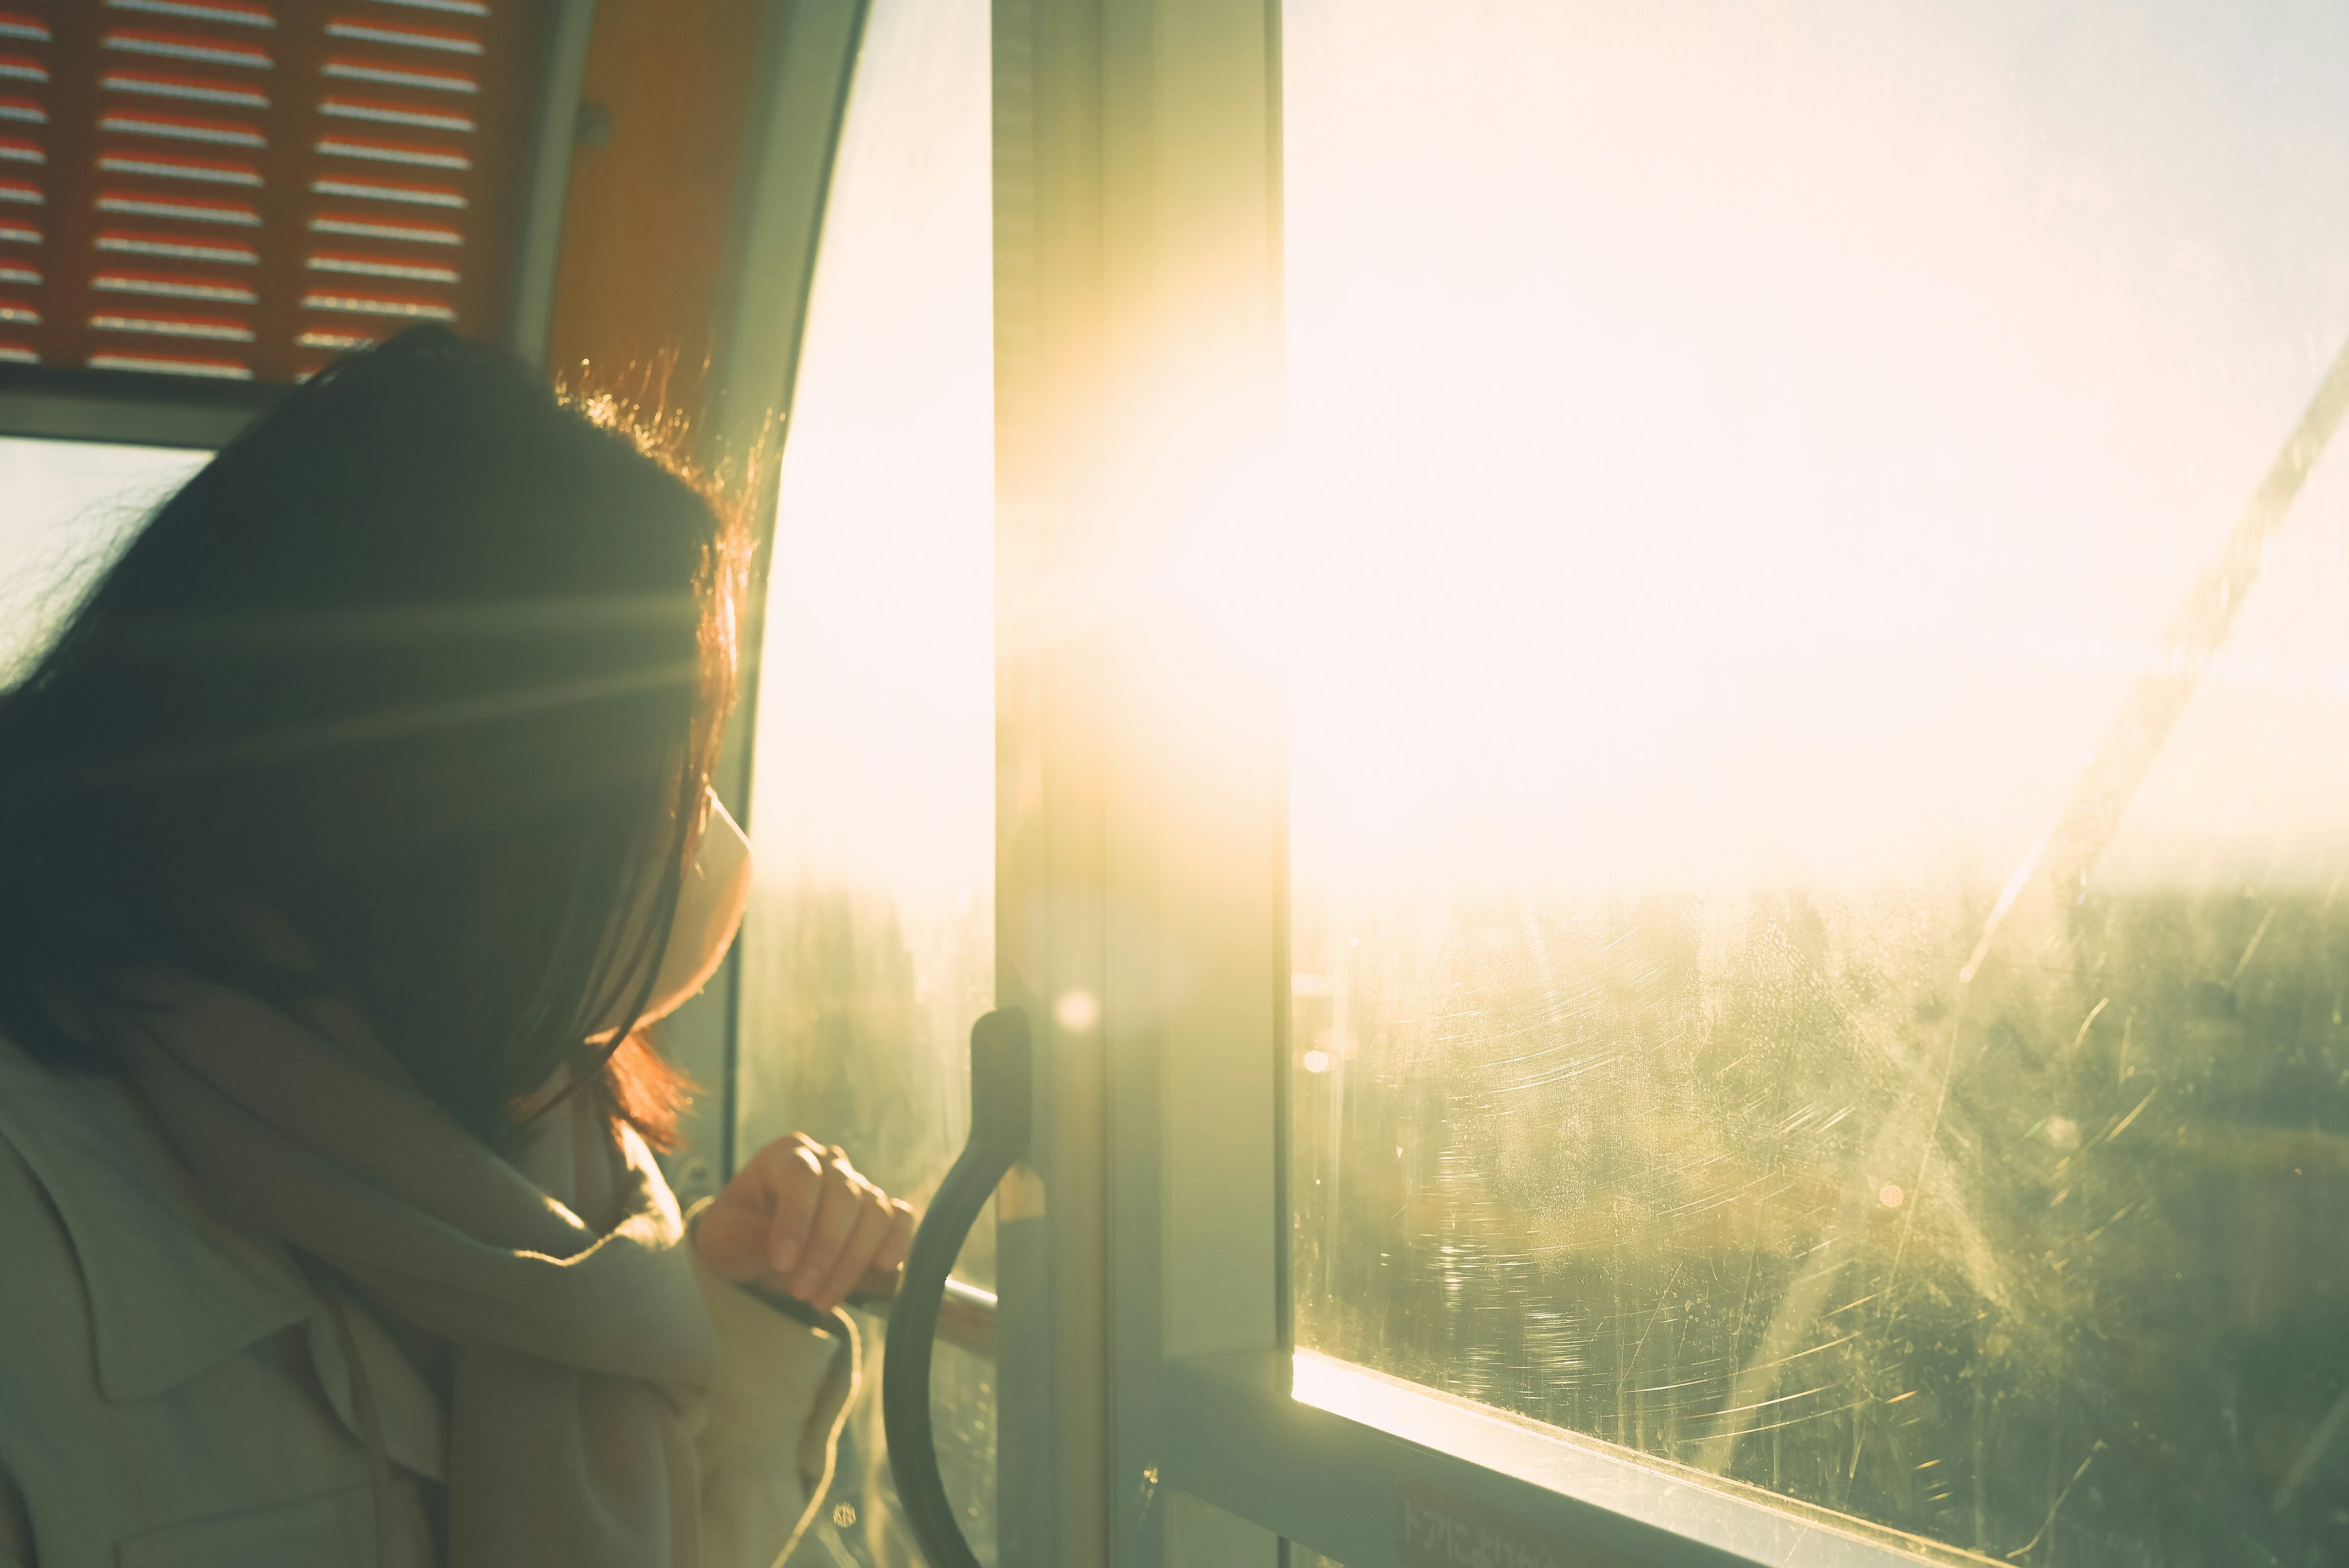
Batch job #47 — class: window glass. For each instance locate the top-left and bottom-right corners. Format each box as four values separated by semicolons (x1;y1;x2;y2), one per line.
1285;4;2349;1564
0;437;207;681
732;0;996;1561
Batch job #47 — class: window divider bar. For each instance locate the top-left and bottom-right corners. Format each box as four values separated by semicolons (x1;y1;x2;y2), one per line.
1162;1354;1956;1568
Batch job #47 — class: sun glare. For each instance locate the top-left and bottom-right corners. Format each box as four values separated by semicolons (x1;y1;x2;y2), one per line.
749;1;994;907
1283;0;2349;894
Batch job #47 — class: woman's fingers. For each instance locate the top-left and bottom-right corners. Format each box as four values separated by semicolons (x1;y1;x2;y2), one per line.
694;1132;824;1284
809;1190;898;1312
874;1199;915;1276
759;1134;827;1277
692;1198;770;1284
688;1131;918;1309
783;1146;866;1303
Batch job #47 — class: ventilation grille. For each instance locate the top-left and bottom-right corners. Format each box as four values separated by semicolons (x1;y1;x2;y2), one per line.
0;0;544;384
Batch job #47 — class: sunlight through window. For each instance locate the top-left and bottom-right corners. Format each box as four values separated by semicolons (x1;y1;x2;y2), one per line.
1285;4;2349;1562
732;0;996;1558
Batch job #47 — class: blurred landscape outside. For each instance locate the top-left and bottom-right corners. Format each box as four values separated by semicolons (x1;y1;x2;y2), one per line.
1285;3;2349;1565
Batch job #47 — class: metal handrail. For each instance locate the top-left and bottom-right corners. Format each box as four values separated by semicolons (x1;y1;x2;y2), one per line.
749;1269;998;1359
740;1011;1026;1568
883;1008;1032;1568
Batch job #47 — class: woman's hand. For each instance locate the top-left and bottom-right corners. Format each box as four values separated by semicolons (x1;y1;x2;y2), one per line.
693;1132;915;1312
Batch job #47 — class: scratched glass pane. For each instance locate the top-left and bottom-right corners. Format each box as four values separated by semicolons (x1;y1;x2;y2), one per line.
732;0;996;1560
1285;4;2349;1564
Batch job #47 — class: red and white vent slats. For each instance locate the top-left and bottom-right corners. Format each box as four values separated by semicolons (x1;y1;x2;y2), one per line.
105;31;275;69
321;58;477;94
307;250;456;281
97;191;263;223
311;174;462;206
310;209;456;242
97;111;268;146
312;135;469;168
97;231;261;263
91;310;256;340
88;352;253;376
0;0;541;383
318;97;475;132
108;2;276;31
95;270;260;302
99;152;264;184
101;72;273;110
324;18;481;53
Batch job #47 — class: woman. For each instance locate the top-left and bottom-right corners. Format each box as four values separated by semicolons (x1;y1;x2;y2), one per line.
0;329;913;1567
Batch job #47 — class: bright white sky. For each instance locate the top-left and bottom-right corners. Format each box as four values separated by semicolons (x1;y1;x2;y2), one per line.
747;0;993;904
0;438;206;683
4;0;2342;916
1283;0;2349;894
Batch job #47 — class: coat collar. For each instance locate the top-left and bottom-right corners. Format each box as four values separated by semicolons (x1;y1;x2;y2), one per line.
0;1035;313;1403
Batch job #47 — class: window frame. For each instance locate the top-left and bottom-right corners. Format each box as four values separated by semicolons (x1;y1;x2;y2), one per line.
980;4;1984;1567
0;371;273;449
656;0;872;1210
711;1;2048;1563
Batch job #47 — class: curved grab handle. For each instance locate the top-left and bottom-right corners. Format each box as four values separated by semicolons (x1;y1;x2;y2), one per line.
883;1006;1032;1568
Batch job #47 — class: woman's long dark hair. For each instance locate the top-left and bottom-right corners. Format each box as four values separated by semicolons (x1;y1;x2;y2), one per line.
0;327;747;1143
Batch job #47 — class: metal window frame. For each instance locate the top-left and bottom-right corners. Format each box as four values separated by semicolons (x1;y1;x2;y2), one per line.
989;4;1957;1567
657;0;872;1208
505;0;600;375
0;362;278;449
989;0;1291;1560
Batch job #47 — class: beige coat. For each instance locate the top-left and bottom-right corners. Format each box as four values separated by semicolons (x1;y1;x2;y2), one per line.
0;1036;855;1567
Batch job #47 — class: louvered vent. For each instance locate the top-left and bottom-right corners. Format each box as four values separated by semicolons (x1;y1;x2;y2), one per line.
0;0;547;384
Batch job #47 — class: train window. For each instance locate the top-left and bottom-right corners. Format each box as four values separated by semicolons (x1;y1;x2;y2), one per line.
731;0;996;1561
1283;3;2349;1567
0;436;206;678
792;0;2349;1562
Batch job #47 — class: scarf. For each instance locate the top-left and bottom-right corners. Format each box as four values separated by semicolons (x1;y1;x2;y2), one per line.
115;975;719;1567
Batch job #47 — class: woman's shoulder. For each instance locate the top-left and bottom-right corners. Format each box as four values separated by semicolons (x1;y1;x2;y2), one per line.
0;1051;90;1347
0;1036;313;1402
0;1038;396;1566
0;1036;125;1318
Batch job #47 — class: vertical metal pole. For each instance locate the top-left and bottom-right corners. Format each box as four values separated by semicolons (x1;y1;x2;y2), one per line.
993;0;1283;1562
992;0;1112;1558
510;0;598;370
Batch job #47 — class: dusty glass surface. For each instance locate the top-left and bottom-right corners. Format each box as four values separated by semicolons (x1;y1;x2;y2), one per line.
0;437;209;680
732;0;996;1560
1285;3;2349;1564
